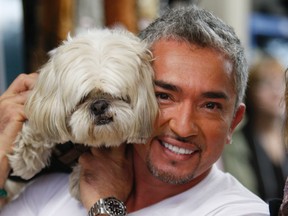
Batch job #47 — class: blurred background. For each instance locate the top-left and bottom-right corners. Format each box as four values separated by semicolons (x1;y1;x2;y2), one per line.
0;0;288;202
1;0;288;91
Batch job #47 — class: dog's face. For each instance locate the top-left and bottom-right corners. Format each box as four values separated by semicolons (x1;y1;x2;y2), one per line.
25;29;158;147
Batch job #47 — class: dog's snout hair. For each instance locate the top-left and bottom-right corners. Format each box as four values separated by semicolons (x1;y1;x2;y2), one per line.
96;116;113;125
91;100;109;115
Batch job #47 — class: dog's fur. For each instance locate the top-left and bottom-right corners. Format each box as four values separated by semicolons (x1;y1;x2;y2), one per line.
8;28;158;199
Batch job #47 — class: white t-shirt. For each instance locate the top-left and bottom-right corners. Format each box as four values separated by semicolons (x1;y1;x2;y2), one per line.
0;166;269;216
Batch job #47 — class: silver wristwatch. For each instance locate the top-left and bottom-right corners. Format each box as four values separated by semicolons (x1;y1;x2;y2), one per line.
88;197;127;216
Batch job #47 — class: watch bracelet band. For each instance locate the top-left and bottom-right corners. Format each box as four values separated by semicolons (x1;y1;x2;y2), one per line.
88;197;127;216
88;199;108;216
88;203;100;216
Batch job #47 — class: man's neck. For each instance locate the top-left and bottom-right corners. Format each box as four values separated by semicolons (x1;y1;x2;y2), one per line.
126;151;211;213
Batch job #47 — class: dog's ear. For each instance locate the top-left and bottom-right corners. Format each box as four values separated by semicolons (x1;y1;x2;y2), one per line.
24;57;70;142
128;50;158;144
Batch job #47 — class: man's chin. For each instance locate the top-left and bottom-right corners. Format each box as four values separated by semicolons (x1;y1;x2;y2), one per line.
146;158;194;185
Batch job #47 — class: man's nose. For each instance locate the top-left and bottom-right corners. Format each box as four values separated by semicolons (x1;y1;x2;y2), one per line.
169;105;199;138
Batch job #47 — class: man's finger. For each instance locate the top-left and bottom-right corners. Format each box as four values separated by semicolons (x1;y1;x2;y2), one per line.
3;73;38;96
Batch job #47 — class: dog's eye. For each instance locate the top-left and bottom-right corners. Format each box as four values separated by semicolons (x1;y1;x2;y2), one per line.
79;97;87;104
121;96;131;104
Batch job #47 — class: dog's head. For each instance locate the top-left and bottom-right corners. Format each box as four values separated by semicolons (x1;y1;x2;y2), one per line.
25;28;158;147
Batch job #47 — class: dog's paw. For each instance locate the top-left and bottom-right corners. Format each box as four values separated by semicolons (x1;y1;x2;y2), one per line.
8;149;49;180
9;133;53;180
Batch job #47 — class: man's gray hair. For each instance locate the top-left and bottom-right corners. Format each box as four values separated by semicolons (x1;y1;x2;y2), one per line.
139;5;248;106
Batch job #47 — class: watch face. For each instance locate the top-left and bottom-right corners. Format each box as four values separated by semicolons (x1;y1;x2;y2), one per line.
104;197;126;215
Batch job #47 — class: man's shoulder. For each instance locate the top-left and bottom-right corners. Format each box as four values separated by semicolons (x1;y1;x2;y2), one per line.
202;166;264;200
192;166;269;214
130;167;269;216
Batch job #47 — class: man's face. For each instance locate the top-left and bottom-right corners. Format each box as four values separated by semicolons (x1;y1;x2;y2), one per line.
134;40;245;184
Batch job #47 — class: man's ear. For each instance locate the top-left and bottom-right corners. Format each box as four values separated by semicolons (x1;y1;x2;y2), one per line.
226;103;246;144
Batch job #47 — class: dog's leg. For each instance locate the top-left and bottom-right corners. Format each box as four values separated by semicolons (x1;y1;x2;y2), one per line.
69;164;81;200
8;122;55;180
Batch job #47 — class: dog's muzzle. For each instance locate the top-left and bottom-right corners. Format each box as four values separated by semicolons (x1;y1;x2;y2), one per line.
91;100;113;125
91;100;109;115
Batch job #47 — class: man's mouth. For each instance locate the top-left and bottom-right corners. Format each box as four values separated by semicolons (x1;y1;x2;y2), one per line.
161;141;194;155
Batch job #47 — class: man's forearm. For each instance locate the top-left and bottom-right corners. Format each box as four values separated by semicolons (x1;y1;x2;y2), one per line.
0;151;10;188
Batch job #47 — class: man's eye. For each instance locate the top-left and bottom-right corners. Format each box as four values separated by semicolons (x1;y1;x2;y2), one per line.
205;102;221;110
155;93;170;100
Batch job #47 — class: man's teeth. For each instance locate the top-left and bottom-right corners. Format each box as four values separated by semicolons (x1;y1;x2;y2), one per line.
163;142;194;155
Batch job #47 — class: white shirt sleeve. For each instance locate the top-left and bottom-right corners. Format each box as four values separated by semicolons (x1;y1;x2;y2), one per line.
0;173;86;216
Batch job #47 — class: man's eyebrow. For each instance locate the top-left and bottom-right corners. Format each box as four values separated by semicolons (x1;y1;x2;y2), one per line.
202;91;229;100
154;80;180;92
154;80;229;100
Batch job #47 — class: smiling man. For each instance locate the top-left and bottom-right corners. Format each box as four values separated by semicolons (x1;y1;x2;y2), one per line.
0;5;269;216
79;6;269;215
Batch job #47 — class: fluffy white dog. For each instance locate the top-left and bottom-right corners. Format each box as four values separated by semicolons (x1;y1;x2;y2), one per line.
8;28;158;199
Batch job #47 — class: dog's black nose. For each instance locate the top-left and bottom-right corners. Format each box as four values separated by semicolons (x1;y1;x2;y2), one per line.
91;100;109;115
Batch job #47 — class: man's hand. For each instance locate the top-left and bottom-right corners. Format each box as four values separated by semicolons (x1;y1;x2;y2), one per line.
0;73;38;186
79;145;133;211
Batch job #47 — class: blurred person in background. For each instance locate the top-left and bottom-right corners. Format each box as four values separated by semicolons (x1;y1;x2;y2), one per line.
279;67;288;216
222;53;288;202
